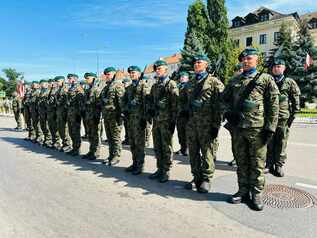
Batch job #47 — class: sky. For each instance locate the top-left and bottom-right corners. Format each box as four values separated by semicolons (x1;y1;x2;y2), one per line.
0;0;316;81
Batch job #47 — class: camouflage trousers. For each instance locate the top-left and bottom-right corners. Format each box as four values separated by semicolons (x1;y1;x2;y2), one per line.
186;119;216;183
103;115;122;159
176;116;188;151
67;112;81;151
47;110;60;146
233;128;267;194
56;109;71;148
85;116;101;156
39;112;52;144
267;122;289;167
152;120;174;173
128;115;145;168
24;106;34;139
13;111;23;129
30;109;43;141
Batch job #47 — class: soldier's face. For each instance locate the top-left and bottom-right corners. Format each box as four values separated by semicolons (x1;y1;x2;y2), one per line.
129;71;140;80
180;76;189;83
85;76;94;85
57;80;64;86
155;66;168;78
41;83;48;88
242;55;258;71
104;72;115;81
194;60;208;73
272;65;286;76
32;84;39;89
68;77;77;84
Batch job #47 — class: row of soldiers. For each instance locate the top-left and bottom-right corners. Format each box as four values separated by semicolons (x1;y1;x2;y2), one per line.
21;47;300;211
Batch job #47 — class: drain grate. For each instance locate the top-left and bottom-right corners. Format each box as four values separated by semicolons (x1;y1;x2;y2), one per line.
263;184;316;209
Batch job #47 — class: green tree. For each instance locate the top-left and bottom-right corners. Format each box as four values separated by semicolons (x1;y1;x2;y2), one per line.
2;68;23;96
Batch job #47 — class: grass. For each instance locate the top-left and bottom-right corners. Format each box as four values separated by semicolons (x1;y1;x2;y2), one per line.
297;108;317;118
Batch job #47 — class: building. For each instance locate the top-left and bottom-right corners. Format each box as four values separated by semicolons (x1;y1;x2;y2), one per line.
229;7;301;58
301;12;317;45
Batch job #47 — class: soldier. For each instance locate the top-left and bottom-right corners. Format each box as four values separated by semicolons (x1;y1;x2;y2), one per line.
66;74;85;156
47;78;61;149
82;72;102;160
56;76;72;152
223;48;279;211
123;65;150;175
122;77;132;145
29;81;43;143
266;58;301;177
80;80;89;140
23;82;34;140
100;67;125;165
147;60;178;183
38;79;52;147
12;91;23;131
175;71;190;156
183;55;224;193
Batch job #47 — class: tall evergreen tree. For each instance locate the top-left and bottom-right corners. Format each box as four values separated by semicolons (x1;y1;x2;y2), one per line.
181;0;209;71
206;0;232;82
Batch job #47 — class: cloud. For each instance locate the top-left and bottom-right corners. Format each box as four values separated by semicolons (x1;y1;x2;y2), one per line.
69;0;191;28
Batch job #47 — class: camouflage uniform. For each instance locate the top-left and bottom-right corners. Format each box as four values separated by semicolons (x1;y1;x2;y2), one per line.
47;85;61;148
56;83;71;150
23;87;34;139
100;78;125;163
12;94;23;129
67;83;85;154
123;78;151;173
38;86;52;146
186;73;224;191
267;76;300;171
223;71;279;196
148;77;178;180
30;88;43;142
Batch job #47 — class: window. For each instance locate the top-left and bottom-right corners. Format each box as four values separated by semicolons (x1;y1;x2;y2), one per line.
233;21;241;27
274;32;281;43
259;34;267;45
259;14;269;22
233;39;240;48
246;37;253;47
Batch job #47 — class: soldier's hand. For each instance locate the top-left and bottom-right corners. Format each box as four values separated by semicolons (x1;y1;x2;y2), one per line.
262;130;274;145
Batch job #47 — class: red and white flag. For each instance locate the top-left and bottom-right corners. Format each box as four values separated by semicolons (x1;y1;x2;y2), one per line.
16;80;25;98
304;53;314;71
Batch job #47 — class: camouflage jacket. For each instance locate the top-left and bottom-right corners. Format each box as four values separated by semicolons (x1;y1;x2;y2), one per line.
29;89;41;113
274;76;301;124
12;96;23;112
83;81;105;120
148;78;178;123
100;79;125;120
123;79;150;120
186;73;224;128
37;88;50;115
177;82;191;117
56;85;69;113
223;72;279;132
23;88;33;107
47;87;59;114
66;83;85;116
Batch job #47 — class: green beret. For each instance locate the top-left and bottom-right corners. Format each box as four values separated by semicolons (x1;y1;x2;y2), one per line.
54;76;65;81
67;73;74;79
273;58;286;66
179;71;189;77
32;81;38;84
48;79;54;83
72;74;79;79
193;54;210;63
234;63;244;71
84;72;97;78
153;60;168;70
239;47;259;61
39;79;47;84
128;65;141;73
104;67;116;74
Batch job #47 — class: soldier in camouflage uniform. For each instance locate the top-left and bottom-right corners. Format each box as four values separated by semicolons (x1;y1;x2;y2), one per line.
66;74;85;156
123;66;150;175
175;71;190;156
55;76;71;151
82;72;102;160
147;60;178;183
122;77;132;145
266;59;301;177
29;81;43;143
223;48;279;211
183;55;224;193
47;78;61;149
38;79;52;147
100;67;125;165
23;82;34;140
12;91;23;131
80;80;89;140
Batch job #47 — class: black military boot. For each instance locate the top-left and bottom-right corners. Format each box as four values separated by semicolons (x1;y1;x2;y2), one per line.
159;171;170;183
122;139;129;145
275;165;285;177
67;149;79;156
82;152;92;160
184;178;202;190
108;156;120;166
132;166;144;175
251;193;264;211
198;181;211;193
230;191;250;204
149;170;162;180
125;164;136;172
87;154;97;161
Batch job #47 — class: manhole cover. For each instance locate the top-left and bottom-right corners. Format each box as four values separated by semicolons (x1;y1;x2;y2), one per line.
263;184;316;209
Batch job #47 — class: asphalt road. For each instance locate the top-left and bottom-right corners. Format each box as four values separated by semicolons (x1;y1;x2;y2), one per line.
0;116;316;238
